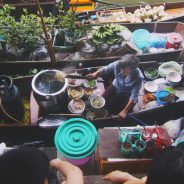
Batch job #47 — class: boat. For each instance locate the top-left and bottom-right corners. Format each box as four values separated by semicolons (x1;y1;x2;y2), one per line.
77;1;184;23
0;22;183;69
1;60;184;128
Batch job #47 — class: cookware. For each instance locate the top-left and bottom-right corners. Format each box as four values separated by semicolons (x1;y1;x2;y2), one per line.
32;69;68;114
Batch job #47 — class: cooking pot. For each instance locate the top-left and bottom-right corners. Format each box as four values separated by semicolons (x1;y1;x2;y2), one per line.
32;69;68;114
166;33;182;49
0;75;24;122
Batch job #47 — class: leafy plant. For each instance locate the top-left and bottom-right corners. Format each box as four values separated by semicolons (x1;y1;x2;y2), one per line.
0;4;56;55
55;1;90;45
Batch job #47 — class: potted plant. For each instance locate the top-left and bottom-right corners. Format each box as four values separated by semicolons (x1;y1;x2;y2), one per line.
0;4;55;61
53;2;89;52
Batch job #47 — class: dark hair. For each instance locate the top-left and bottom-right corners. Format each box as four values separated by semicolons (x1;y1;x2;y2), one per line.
0;147;50;184
118;54;140;71
146;146;184;184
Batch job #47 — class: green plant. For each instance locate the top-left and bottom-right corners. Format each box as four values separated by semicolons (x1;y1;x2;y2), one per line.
0;5;56;55
55;1;90;45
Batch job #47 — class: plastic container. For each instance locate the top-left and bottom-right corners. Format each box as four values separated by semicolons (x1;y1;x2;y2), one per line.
156;90;174;105
132;29;150;49
166;33;182;49
54;118;98;166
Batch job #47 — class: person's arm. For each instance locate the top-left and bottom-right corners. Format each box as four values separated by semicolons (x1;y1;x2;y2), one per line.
119;79;142;119
103;170;146;184
50;159;83;184
87;68;103;79
119;99;134;119
87;61;118;79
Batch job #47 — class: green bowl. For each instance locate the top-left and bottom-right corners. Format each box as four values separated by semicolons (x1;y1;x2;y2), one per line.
144;68;159;80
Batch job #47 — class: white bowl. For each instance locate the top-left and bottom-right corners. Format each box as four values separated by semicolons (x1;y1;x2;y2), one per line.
166;72;181;87
84;79;97;89
144;81;158;93
68;99;85;114
67;73;84;87
90;95;105;109
68;86;84;99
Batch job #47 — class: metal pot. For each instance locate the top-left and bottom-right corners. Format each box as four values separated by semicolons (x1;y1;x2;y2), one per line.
32;69;68;114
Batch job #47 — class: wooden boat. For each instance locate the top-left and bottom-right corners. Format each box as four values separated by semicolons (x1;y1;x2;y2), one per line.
1;60;184;127
77;1;184;23
0;22;183;70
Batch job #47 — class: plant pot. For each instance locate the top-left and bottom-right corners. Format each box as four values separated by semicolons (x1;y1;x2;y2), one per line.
53;30;75;52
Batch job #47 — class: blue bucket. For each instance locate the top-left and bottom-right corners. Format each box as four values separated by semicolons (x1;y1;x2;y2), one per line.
156;90;173;105
132;29;150;49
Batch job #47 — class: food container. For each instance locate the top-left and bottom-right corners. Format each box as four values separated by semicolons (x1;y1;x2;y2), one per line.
68;99;85;114
54;118;98;166
133;140;146;154
121;142;132;156
84;79;97;89
156;90;174;105
144;81;158;93
67;73;84;87
84;87;94;96
67;86;84;99
158;61;182;78
166;72;181;87
166;33;182;49
32;70;68;113
132;29;150;49
144;68;159;80
89;95;105;109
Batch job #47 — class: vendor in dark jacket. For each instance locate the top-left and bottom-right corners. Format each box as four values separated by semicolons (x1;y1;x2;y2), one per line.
87;54;144;118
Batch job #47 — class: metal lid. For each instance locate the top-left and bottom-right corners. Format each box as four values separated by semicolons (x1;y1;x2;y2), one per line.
54;118;98;159
32;70;68;96
167;33;182;44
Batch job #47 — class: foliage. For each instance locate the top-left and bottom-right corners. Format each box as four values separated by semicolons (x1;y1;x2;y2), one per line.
0;5;56;54
55;1;91;44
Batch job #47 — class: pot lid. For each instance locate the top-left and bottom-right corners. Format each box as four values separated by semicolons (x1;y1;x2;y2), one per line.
54;118;98;159
32;70;67;96
167;33;182;44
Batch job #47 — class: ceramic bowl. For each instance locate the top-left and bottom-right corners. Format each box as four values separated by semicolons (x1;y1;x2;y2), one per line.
166;72;181;87
68;99;85;114
84;79;97;89
68;86;84;99
144;81;158;93
144;68;159;80
89;95;105;109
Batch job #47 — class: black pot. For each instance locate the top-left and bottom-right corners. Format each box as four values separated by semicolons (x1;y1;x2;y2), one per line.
0;75;24;123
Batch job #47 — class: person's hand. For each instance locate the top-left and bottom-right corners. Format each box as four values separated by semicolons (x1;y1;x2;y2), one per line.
50;159;82;177
86;72;97;79
103;170;137;183
50;159;83;184
118;110;127;119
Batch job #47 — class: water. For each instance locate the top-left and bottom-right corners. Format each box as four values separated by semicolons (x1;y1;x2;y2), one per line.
97;0;183;9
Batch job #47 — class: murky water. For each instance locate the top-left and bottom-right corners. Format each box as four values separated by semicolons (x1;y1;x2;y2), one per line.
97;0;183;9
